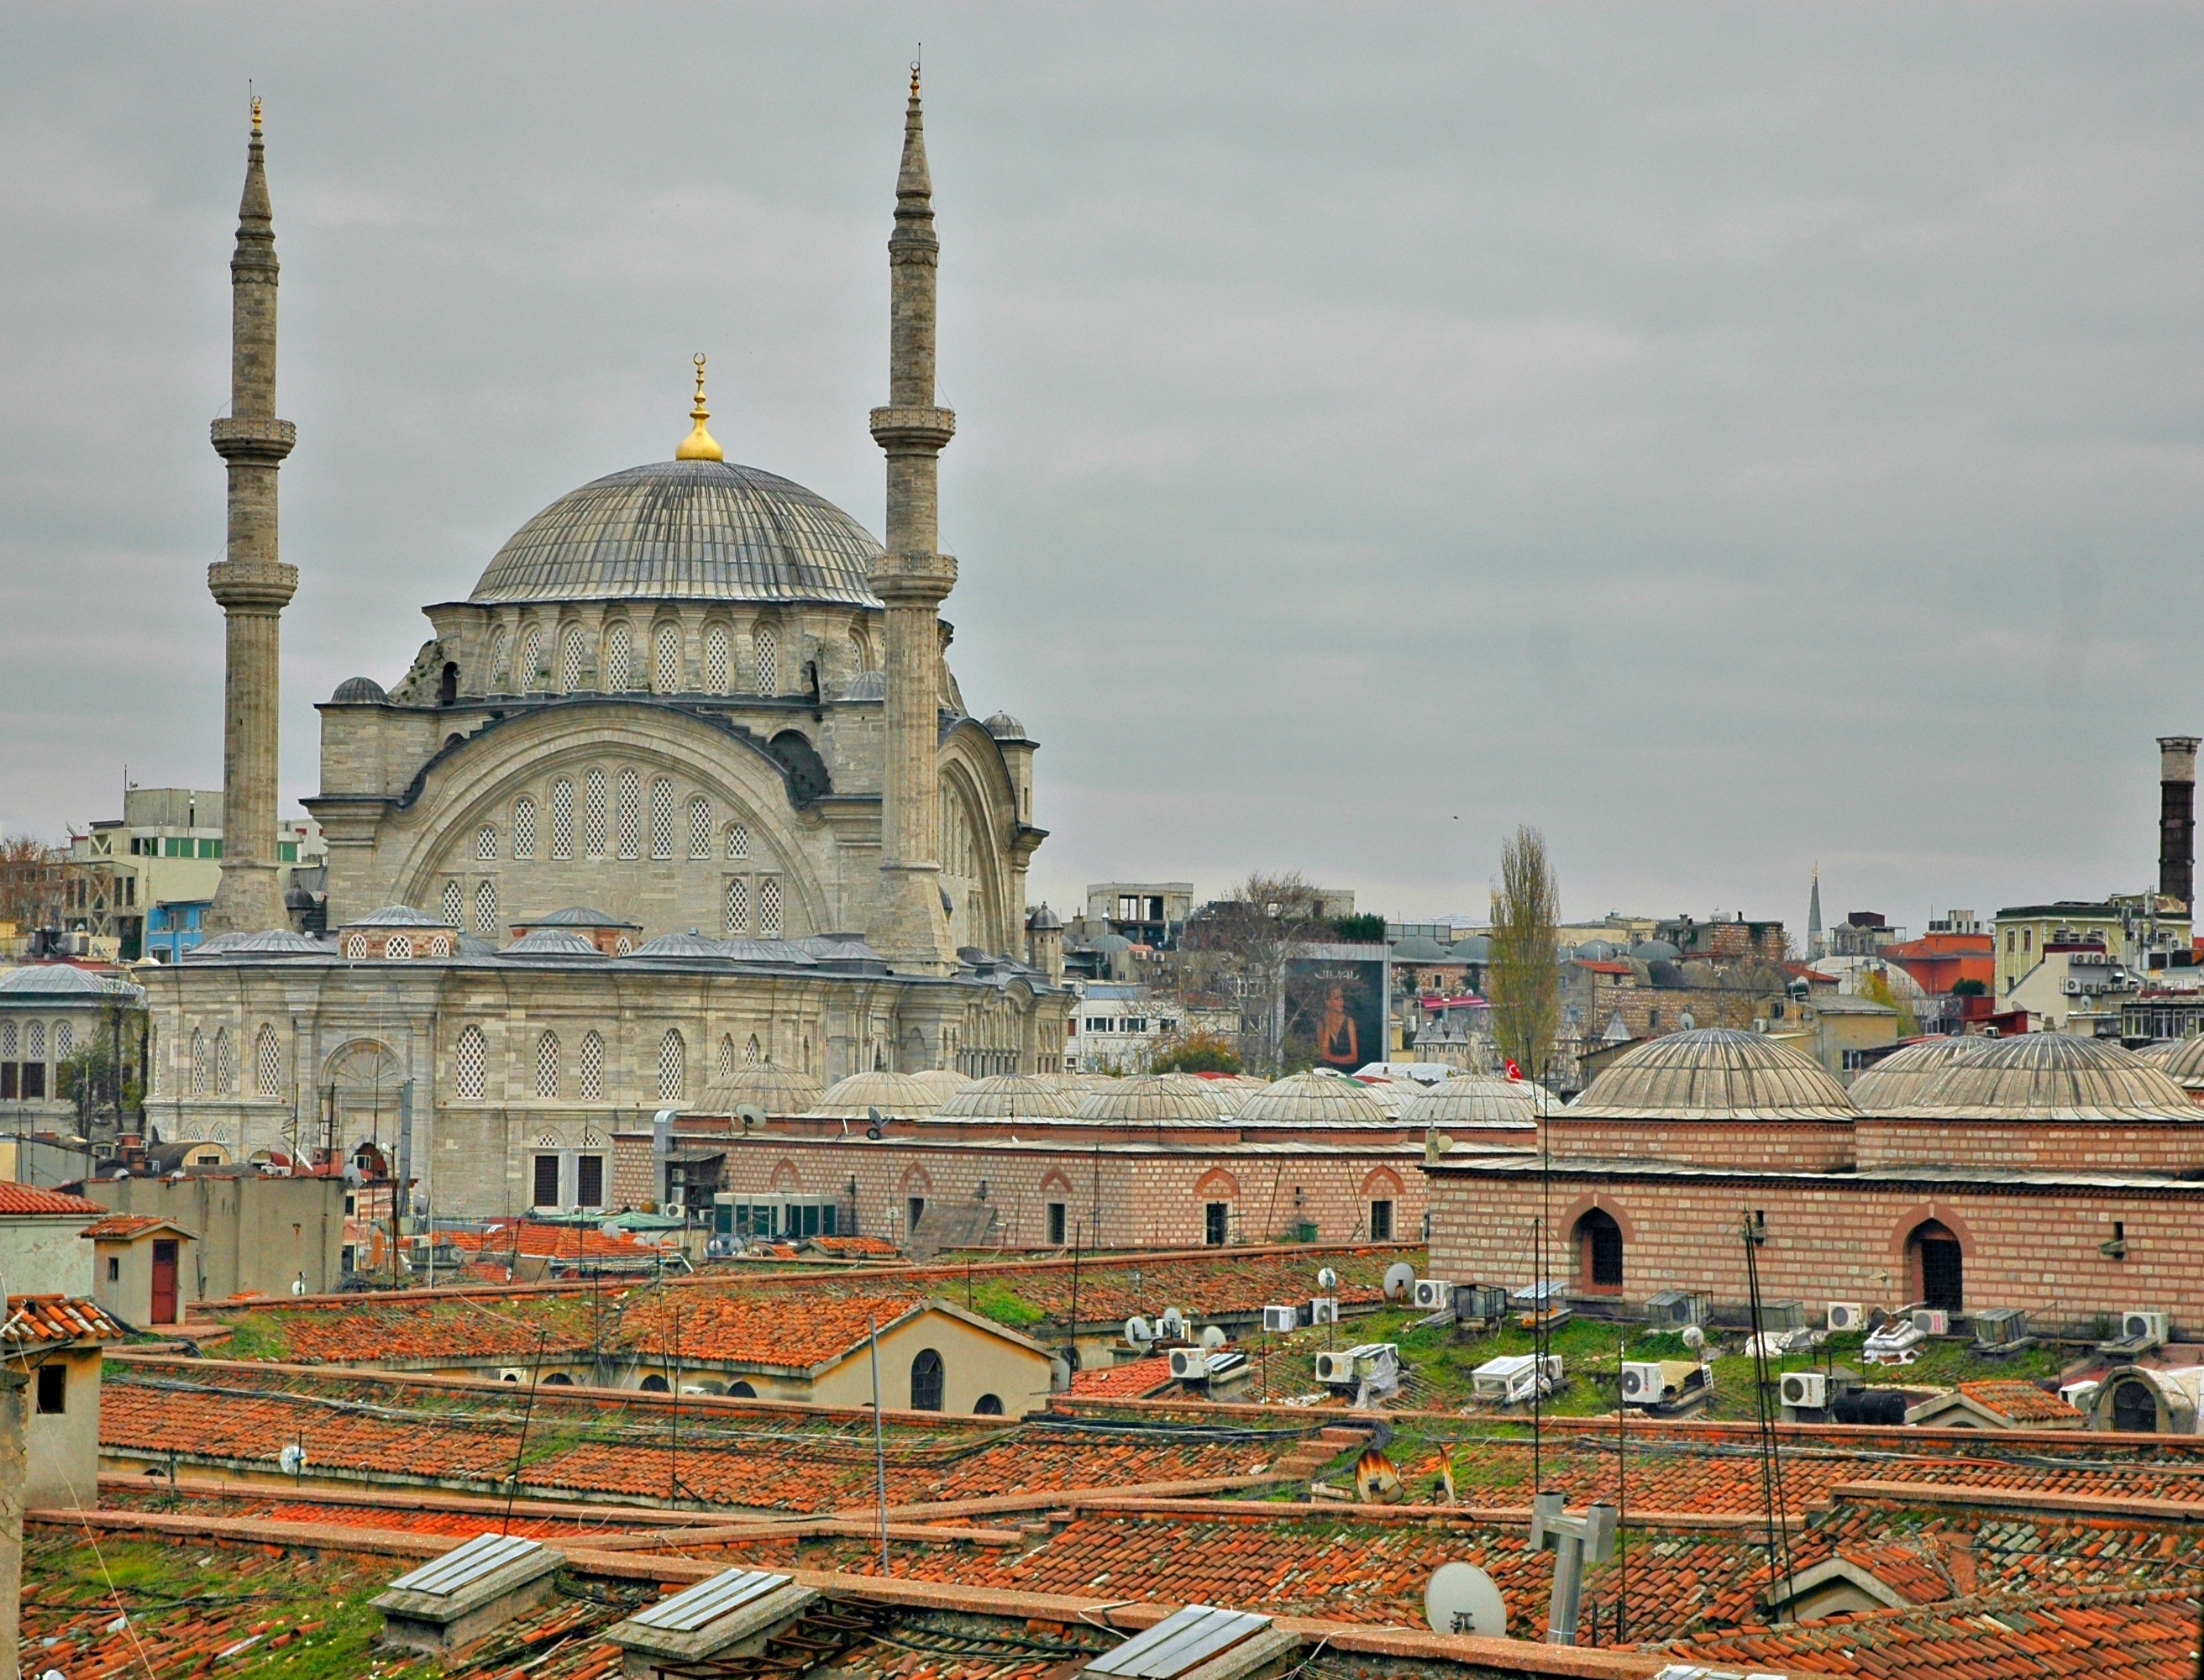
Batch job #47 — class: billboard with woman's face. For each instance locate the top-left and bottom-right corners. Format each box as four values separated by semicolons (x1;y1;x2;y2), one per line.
1283;951;1388;1074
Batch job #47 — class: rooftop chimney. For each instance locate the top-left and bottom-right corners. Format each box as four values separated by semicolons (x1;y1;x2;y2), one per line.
2158;736;2198;912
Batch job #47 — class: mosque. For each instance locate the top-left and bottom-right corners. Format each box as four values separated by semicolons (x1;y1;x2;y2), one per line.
140;80;1072;1221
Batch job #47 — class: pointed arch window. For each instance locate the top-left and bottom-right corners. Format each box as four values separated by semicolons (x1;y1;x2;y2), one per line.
659;1029;685;1102
54;1021;71;1060
1;1021;15;1058
344;933;368;960
475;879;498;933
560;626;588;692
255;1025;282;1097
551;780;575;859
535;1031;561;1100
603;622;632;691
443;879;464;927
476;824;497;861
726;877;750;935
518;626;545;693
513;796;537;860
579;1030;605;1101
654;622;682;692
649;779;675;858
585;769;609;857
454;1026;488;1101
753;625;779;694
487;624;512;690
704;624;731;693
745;1033;762;1066
759;879;783;939
726;822;749;861
690;796;712;858
385;934;412;961
213;1026;235;1094
617;769;643;858
716;1034;736;1082
190;1029;208;1096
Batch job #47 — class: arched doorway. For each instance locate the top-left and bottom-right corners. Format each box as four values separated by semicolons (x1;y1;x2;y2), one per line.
320;1039;407;1156
1907;1219;1964;1315
2110;1377;2161;1433
1575;1208;1624;1292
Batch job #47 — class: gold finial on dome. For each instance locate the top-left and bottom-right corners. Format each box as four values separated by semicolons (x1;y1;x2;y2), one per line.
251;93;262;136
676;352;723;462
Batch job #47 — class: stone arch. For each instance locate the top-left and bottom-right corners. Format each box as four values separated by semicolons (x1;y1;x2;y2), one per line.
1573;1206;1624;1292
1904;1216;1965;1315
318;1038;405;1146
898;1164;934;1194
939;745;1013;954
770;1158;802;1192
1194;1168;1241;1200
1038;1170;1074;1199
1360;1166;1405;1199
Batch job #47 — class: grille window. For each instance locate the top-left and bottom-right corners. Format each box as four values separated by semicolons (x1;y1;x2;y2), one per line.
726;876;750;934
716;1034;735;1080
428;934;451;957
454;1026;487;1100
53;1021;70;1059
213;1026;234;1093
745;1033;762;1066
690;796;711;858
551;780;575;858
603;622;632;690
255;1024;281;1096
726;822;749;860
649;780;675;858
519;626;544;692
488;625;511;689
443;880;464;926
536;1032;560;1099
0;1022;13;1056
579;1031;605;1101
386;934;412;960
616;769;641;858
759;879;783;938
560;626;587;692
27;1022;43;1058
476;824;496;860
585;770;608;856
344;933;367;960
577;1153;605;1208
753;625;779;694
190;1031;207;1096
654;622;682;691
704;625;731;692
475;879;498;932
533;1152;560;1208
659;1029;685;1102
514;797;537;859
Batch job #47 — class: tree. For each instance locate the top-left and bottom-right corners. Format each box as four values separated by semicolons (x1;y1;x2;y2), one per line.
1950;978;1986;998
1178;873;1334;1076
1330;913;1386;943
59;993;146;1143
0;833;61;930
1856;965;1919;1039
1149;1031;1243;1075
1487;826;1561;1079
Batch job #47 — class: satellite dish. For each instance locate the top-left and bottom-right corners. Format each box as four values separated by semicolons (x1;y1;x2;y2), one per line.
1200;1326;1226;1351
1316;1267;1340;1292
1159;1306;1187;1338
1682;1325;1706;1352
278;1443;307;1477
1383;1262;1416;1301
1354;1447;1401;1503
737;1103;766;1132
1125;1315;1154;1347
1425;1562;1506;1638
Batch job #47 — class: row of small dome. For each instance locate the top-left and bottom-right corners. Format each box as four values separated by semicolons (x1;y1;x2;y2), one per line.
690;1064;1542;1128
1389;933;1695;967
1575;1026;2204;1122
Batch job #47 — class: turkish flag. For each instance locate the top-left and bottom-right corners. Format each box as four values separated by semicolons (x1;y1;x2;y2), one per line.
1504;1058;1522;1081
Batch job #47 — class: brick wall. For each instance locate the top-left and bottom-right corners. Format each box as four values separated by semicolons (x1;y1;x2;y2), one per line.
1547;1116;1855;1172
1857;1118;2204;1174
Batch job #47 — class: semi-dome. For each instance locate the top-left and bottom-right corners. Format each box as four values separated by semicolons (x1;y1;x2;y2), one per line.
1912;1032;2198;1121
330;675;387;703
1073;1074;1224;1124
934;1075;1079;1118
690;1064;826;1116
470;460;886;608
1402;1075;1540;1129
803;1069;945;1119
1236;1070;1393;1125
1571;1026;1858;1120
1846;1036;1991;1112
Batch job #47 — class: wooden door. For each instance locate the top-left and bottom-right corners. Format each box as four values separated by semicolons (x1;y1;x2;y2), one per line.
150;1239;179;1324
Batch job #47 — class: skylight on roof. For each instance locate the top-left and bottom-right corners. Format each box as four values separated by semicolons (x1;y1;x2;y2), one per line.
1087;1605;1272;1679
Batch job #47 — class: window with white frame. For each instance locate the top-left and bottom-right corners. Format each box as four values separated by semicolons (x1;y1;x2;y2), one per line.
443;880;464;926
514;796;537;859
476;824;496;860
454;1026;487;1100
759;879;783;938
579;1030;604;1101
659;1029;685;1101
704;624;731;693
386;934;412;960
690;796;711;858
649;779;674;858
654;622;681;692
603;622;632;690
726;877;750;935
616;769;641;858
475;879;498;933
726;822;749;860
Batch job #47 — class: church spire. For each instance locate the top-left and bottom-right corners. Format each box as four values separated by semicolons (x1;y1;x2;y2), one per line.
865;66;961;976
204;97;300;935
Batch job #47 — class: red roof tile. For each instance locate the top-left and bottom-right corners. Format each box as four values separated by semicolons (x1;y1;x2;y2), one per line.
1068;1357;1175;1401
615;1291;936;1368
1956;1378;2085;1425
81;1213;186;1241
3;1294;125;1344
0;1180;104;1216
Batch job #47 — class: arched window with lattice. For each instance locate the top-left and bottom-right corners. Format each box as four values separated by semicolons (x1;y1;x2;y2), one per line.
726;877;750;935
535;1032;560;1099
726;822;749;860
454;1026;488;1100
518;625;545;693
690;796;711;858
716;1034;736;1081
255;1024;281;1097
617;769;642;858
386;933;413;960
753;624;779;694
745;1033;762;1066
190;1029;207;1096
443;879;464;927
579;1030;605;1101
476;879;498;933
560;625;588;692
476;824;497;861
649;780;675;858
487;624;512;690
759;879;783;939
514;796;537;859
704;624;731;693
603;622;632;691
659;1029;685;1102
344;932;368;960
55;1021;71;1060
552;780;575;858
654;622;682;692
585;770;608;856
213;1026;235;1094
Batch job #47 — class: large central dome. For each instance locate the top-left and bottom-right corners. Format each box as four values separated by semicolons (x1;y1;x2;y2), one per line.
470;459;885;607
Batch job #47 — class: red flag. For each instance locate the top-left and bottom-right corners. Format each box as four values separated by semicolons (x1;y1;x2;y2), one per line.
1504;1058;1522;1081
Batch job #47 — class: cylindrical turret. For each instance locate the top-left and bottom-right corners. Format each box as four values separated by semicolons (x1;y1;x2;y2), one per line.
2159;736;2198;912
203;100;298;935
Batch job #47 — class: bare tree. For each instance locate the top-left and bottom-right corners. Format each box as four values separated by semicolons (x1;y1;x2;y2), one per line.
0;833;62;931
1178;872;1333;1076
1488;826;1561;1079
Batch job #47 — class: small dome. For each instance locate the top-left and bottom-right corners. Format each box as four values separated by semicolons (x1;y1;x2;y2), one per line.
1051;1071;1120;1093
908;1069;973;1100
0;964;144;998
1183;1072;1269;1114
349;904;446;927
1027;902;1062;932
1574;939;1618;962
1402;1075;1540;1129
2133;1040;2184;1068
1630;939;1681;963
803;1070;945;1119
1236;1070;1393;1125
984;711;1027;739
1571;1027;1857;1120
500;928;608;958
2154;1035;2204;1088
520;906;640;930
1451;934;1492;963
690;1064;826;1117
1089;932;1134;954
1846;1037;1991;1112
1074;1074;1225;1123
627;931;731;961
1913;1032;2197;1121
330;675;387;703
1391;936;1450;962
935;1075;1079;1118
720;937;820;967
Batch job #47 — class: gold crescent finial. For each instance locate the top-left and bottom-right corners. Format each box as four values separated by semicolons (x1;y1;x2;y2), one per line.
910;56;921;99
676;353;724;462
251;94;262;136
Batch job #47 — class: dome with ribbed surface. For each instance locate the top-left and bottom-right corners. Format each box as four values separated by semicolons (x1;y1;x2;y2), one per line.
690;1064;826;1116
471;460;884;607
934;1075;1079;1118
1236;1070;1393;1125
1846;1036;1991;1113
1571;1027;1857;1120
1402;1075;1540;1129
2133;1040;2184;1068
909;1069;973;1101
1073;1074;1225;1124
802;1070;944;1119
1911;1032;2197;1120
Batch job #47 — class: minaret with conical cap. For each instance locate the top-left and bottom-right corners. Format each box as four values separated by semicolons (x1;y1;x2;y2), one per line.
1807;864;1824;963
865;68;960;974
203;97;299;934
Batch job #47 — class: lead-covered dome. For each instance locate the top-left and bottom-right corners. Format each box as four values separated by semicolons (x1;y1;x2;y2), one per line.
934;1075;1079;1119
1846;1036;1990;1113
470;460;885;607
1570;1026;1857;1120
1911;1032;2197;1121
802;1070;945;1119
1236;1070;1393;1125
1402;1075;1540;1129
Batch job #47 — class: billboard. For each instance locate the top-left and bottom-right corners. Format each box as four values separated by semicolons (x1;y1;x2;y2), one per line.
1283;945;1389;1073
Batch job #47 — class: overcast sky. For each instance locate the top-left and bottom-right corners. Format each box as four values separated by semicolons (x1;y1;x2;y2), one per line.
4;5;2202;935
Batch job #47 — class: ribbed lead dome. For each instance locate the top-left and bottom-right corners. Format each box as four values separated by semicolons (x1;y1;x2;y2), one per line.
1570;1026;1857;1120
1911;1032;2197;1121
1846;1036;1990;1113
471;460;885;607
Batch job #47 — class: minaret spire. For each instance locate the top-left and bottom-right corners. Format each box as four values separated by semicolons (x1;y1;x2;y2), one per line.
203;96;299;934
1807;863;1824;963
865;66;961;974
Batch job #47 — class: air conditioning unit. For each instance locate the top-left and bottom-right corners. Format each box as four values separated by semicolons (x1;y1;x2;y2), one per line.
1619;1361;1669;1404
1313;1349;1357;1385
1826;1302;1866;1333
1763;1299;1807;1332
1309;1297;1340;1326
2123;1310;2170;1347
1472;1352;1561;1405
496;1368;527;1383
1313;1342;1398;1388
1779;1371;1829;1410
2064;978;2084;995
664;1200;685;1221
1168;1347;1213;1381
1262;1305;1299;1334
1412;1279;1452;1311
1911;1309;1951;1336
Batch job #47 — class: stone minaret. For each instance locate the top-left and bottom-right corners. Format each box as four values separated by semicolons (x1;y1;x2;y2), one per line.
1807;864;1824;962
865;70;960;975
203;99;298;935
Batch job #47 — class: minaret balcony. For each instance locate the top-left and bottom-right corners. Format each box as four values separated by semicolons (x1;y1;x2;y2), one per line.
209;416;296;465
868;406;956;453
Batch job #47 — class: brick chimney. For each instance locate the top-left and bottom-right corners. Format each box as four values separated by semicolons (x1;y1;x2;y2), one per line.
2158;736;2199;912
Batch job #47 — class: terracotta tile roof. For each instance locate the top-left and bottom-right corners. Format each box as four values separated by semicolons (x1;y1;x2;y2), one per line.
0;1179;103;1216
449;1221;673;1262
1956;1378;2086;1425
617;1291;934;1369
1068;1357;1176;1401
218;1293;602;1363
3;1294;125;1344
944;1247;1399;1328
81;1212;185;1241
810;1235;901;1257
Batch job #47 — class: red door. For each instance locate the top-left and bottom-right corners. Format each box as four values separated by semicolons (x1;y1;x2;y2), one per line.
150;1240;179;1325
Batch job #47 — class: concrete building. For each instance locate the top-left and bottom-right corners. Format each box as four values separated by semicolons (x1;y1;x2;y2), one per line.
1066;980;1183;1073
1996;898;2192;998
83;1213;196;1326
63;790;325;959
78;1168;346;1301
1083;884;1194;952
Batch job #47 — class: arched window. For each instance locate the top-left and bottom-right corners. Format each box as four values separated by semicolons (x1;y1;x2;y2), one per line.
190;1029;207;1096
513;796;537;859
973;1393;1004;1416
704;624;732;693
487;624;512;690
716;1034;736;1081
344;933;368;960
518;625;545;693
475;879;498;933
659;1029;685;1102
602;622;632;691
690;796;712;859
443;879;464;927
551;780;575;859
1;1021;15;1057
543;1372;574;1386
654;622;682;692
585;769;609;856
454;1026;488;1101
909;1348;944;1411
560;625;587;692
639;1374;670;1393
428;933;452;958
1576;1208;1624;1291
616;769;642;858
726;877;750;935
726;822;749;861
386;934;412;961
1908;1219;1964;1315
536;1031;560;1100
54;1021;71;1059
729;1379;757;1399
255;1024;281;1097
849;627;872;672
579;1030;605;1101
476;824;497;861
649;779;675;858
745;1033;762;1066
753;624;779;694
213;1026;234;1094
759;879;783;939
